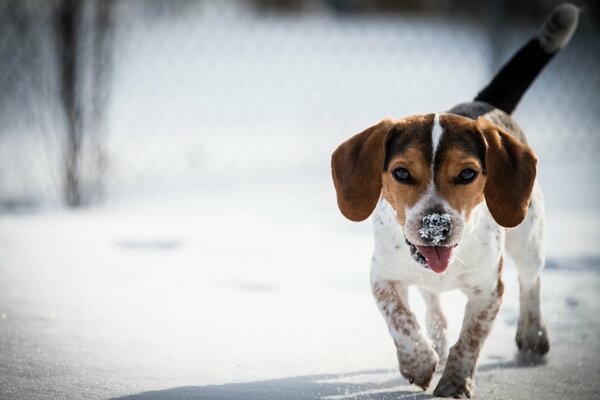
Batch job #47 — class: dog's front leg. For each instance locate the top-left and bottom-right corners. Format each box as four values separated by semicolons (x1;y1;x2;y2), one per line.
433;278;504;398
372;281;438;390
420;288;448;364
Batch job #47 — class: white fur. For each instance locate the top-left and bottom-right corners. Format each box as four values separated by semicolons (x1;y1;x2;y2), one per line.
431;113;443;156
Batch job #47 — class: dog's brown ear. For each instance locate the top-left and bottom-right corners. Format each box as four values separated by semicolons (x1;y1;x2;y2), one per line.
476;117;537;228
331;119;394;222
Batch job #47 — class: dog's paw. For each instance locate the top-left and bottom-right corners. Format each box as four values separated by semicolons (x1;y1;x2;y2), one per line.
397;346;438;390
433;374;474;398
516;321;550;355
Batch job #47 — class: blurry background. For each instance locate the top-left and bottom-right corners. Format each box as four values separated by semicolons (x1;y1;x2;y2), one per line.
0;0;598;209
1;1;599;399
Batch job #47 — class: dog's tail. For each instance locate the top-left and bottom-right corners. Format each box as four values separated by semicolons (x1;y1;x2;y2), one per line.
474;3;580;114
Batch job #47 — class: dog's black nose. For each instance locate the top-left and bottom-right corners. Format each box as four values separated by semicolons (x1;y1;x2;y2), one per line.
419;213;452;245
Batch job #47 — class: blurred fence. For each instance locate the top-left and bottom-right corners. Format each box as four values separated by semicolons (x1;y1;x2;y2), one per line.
0;0;598;209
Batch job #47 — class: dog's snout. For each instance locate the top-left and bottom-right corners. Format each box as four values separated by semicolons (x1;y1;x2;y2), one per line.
419;213;452;245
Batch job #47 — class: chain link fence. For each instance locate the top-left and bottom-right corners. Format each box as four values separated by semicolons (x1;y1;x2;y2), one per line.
1;0;598;209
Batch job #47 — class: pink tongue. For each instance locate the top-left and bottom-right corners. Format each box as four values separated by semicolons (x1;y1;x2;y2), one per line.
415;245;454;273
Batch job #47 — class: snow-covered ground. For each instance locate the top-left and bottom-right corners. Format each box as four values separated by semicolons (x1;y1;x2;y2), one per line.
1;162;599;399
1;3;599;399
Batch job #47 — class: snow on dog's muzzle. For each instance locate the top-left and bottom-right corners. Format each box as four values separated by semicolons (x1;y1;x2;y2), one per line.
413;213;454;273
419;213;452;245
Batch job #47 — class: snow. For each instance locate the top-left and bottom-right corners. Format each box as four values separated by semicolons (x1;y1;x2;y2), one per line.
418;213;451;245
1;4;599;399
1;164;599;399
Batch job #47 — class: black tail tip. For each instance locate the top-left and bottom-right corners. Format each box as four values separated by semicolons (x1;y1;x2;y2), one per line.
538;3;580;53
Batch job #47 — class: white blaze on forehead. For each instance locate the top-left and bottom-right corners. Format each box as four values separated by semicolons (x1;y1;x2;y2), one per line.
431;113;443;157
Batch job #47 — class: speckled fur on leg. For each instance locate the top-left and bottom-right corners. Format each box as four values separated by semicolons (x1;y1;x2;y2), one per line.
420;288;448;365
434;266;504;398
372;281;438;390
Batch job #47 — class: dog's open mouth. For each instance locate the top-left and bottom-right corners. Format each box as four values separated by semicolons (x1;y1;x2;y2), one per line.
406;238;455;273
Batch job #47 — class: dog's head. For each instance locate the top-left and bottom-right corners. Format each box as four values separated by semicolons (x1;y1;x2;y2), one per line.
331;113;537;273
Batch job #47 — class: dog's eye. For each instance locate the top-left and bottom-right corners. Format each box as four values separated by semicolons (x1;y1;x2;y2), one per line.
392;168;414;184
456;168;477;184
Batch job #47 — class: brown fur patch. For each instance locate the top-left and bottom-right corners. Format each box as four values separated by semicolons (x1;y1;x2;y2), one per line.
436;148;486;221
380;115;434;225
381;147;431;224
381;113;490;226
497;257;505;296
434;115;488;221
475;117;537;228
331;119;395;222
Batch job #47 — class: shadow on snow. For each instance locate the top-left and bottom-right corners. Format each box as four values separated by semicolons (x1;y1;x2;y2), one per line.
110;369;433;400
111;351;553;400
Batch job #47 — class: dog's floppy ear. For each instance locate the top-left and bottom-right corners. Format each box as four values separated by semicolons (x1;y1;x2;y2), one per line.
476;117;537;228
331;119;394;222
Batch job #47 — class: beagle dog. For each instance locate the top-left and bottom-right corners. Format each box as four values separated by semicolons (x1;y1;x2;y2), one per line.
331;4;579;398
